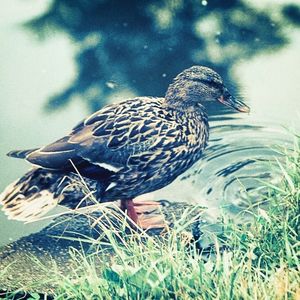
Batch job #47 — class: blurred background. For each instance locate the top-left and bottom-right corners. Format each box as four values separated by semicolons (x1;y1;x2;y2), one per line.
0;0;300;245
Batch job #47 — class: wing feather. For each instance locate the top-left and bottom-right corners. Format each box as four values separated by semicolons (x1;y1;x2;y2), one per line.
18;97;178;171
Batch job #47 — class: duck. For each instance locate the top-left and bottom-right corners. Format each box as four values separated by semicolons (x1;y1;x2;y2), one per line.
0;66;249;229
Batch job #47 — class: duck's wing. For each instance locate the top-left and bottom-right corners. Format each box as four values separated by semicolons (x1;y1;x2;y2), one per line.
22;98;178;172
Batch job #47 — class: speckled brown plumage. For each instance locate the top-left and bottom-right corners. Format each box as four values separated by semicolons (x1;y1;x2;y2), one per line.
0;66;249;226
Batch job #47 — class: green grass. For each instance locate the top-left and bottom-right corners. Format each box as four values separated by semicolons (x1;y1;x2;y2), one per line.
2;137;300;299
45;137;300;300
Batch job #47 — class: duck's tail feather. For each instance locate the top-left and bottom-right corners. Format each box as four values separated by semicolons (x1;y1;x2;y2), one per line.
7;148;39;159
0;168;103;222
0;168;60;222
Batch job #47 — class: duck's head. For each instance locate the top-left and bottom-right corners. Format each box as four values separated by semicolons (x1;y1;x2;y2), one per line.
165;66;250;113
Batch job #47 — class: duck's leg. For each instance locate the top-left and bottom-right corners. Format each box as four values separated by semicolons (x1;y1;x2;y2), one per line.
120;199;165;229
120;199;139;224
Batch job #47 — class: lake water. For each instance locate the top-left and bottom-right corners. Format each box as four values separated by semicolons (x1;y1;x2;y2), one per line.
0;0;299;246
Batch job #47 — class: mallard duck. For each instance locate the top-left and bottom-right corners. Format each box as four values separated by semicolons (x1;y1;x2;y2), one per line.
0;66;249;228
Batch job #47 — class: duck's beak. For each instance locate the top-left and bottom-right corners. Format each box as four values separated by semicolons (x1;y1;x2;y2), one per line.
218;89;250;113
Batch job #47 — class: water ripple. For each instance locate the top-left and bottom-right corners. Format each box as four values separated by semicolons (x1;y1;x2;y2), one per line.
181;117;292;217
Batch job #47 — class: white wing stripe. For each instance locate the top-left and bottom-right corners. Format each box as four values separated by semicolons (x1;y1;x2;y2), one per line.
105;182;117;191
98;163;122;173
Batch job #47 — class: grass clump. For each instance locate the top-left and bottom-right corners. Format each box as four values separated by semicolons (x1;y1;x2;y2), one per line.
46;137;300;300
221;138;300;270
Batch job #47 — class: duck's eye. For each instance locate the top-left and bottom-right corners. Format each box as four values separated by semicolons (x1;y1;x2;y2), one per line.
213;82;221;89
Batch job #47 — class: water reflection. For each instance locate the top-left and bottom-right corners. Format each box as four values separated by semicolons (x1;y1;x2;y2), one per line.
25;0;294;113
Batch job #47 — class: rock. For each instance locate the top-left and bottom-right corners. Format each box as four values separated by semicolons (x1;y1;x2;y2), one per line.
0;200;203;296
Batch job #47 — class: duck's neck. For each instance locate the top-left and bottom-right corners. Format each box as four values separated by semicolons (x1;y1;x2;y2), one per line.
164;87;207;120
163;98;207;125
164;79;204;111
